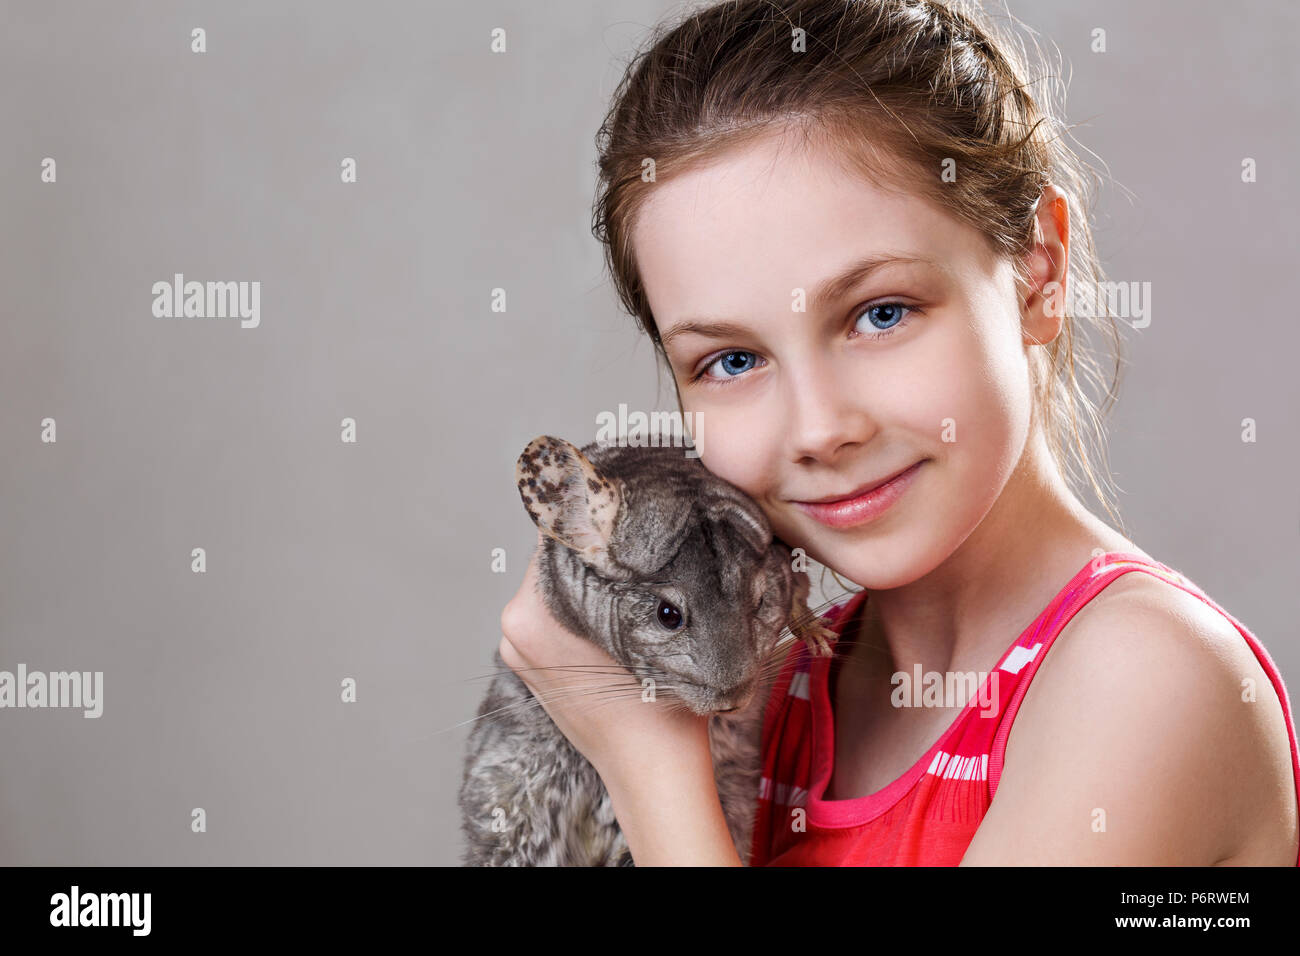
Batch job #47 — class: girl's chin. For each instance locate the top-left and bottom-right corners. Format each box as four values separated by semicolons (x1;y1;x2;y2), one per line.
808;535;934;590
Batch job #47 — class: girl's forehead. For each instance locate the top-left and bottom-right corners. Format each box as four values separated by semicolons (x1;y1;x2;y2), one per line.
639;134;923;221
638;134;968;250
633;144;990;313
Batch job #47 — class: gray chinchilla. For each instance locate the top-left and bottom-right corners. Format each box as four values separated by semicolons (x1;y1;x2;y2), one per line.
459;435;836;866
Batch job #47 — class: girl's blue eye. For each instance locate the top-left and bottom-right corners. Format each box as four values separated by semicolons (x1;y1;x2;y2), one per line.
690;302;914;387
856;302;911;333
699;350;759;382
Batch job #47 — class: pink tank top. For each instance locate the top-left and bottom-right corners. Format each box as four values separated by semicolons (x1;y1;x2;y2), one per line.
748;551;1300;866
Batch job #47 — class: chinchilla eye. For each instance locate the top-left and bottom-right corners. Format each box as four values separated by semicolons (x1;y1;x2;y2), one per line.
656;600;684;631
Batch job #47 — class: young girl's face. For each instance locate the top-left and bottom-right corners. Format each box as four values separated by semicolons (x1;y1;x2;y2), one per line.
632;131;1045;590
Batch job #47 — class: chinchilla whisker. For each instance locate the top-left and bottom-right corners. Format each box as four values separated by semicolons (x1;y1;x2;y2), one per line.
524;675;643;695
458;664;657;686
529;684;648;706
485;662;663;678
520;663;660;672
533;687;668;719
821;636;897;672
461;677;646;722
522;676;674;705
783;593;861;630
755;657;794;677
654;696;695;717
425;682;649;738
406;702;546;739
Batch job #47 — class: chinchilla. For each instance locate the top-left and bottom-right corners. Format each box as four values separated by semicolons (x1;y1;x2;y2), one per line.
459;435;836;866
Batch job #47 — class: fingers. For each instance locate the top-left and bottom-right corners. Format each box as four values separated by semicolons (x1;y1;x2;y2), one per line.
499;595;534;674
498;530;548;680
497;633;524;673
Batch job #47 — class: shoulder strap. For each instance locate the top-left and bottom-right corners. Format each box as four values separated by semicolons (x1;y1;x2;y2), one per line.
987;553;1191;798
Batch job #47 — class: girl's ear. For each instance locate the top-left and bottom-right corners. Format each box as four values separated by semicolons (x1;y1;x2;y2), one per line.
1017;182;1071;348
515;436;625;576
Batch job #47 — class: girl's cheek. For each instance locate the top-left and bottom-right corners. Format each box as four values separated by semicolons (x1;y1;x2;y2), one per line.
696;418;782;505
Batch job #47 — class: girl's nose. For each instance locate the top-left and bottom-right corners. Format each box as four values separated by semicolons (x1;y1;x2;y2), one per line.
784;360;878;464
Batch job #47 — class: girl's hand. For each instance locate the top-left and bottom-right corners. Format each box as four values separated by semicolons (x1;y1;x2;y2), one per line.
496;531;745;865
498;532;710;785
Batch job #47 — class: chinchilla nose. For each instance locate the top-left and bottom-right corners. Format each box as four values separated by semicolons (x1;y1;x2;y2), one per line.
715;679;757;712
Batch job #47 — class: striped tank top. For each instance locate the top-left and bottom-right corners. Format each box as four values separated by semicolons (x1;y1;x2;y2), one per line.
748;550;1300;866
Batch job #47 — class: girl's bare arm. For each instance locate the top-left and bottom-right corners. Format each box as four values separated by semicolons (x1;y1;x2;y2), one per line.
961;586;1296;865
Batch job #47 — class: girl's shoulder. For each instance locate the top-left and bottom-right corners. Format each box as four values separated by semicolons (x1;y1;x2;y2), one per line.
970;561;1299;864
1052;561;1262;682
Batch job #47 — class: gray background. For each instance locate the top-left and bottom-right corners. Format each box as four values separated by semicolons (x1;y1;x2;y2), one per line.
1;0;1296;865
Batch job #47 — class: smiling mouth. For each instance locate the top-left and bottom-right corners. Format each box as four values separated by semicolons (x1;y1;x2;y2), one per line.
790;460;926;529
794;461;924;504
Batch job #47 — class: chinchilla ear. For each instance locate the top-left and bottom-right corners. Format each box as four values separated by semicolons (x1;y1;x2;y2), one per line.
515;436;627;577
697;483;771;555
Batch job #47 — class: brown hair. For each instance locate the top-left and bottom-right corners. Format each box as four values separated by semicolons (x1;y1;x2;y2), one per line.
590;0;1129;531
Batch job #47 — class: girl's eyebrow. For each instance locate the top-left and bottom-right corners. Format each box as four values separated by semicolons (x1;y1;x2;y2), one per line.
659;253;934;348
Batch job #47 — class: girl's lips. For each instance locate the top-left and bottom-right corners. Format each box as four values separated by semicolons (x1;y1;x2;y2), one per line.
792;460;925;529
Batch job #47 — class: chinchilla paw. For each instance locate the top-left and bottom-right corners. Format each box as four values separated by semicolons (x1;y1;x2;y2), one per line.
791;614;837;657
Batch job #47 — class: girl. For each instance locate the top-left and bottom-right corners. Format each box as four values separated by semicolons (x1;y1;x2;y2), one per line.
498;0;1300;865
